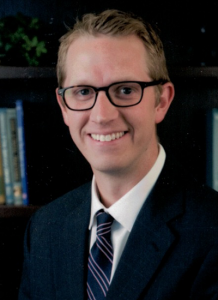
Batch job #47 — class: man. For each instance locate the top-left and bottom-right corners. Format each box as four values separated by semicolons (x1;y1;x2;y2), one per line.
19;9;218;300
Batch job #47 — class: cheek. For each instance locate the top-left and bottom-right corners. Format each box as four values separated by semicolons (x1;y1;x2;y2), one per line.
67;113;89;142
68;119;80;140
133;102;156;128
132;109;157;145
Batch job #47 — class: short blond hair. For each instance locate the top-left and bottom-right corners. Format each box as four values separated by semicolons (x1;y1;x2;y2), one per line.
57;9;170;92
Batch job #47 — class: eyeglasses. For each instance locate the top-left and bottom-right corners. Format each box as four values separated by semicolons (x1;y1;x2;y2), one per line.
58;79;166;111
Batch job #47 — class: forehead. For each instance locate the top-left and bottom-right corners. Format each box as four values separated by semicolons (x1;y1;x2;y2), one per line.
64;34;150;86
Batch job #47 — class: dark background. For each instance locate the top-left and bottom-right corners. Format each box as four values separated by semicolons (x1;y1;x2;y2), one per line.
2;0;218;67
0;1;218;299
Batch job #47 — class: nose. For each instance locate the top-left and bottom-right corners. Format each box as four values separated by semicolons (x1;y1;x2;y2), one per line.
89;91;119;124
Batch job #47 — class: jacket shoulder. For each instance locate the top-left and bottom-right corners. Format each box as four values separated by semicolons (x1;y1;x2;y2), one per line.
158;157;218;224
31;181;91;223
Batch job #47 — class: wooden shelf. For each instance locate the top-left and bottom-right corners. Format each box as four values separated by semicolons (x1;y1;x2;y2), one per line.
0;205;40;218
168;66;218;79
1;66;218;80
0;66;56;79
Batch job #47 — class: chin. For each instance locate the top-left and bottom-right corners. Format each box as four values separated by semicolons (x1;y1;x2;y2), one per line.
91;161;128;176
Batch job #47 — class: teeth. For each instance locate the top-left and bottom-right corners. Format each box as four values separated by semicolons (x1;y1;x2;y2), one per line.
91;132;125;142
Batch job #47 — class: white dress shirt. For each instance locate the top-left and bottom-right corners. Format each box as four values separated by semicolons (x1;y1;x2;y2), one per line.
88;144;166;281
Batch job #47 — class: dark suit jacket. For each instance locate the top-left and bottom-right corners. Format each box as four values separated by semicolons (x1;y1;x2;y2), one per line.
18;158;218;300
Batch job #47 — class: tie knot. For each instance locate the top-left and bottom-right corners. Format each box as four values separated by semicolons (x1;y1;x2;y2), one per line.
96;210;113;237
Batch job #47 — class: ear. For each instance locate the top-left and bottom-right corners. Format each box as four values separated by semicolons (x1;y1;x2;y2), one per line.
155;82;175;124
56;88;70;126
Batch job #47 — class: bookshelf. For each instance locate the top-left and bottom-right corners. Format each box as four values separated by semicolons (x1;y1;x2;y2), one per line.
0;66;56;211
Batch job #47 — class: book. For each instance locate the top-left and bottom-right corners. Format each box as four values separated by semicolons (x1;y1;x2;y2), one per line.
16;100;29;205
6;108;22;205
0;134;5;204
0;108;14;204
206;108;218;192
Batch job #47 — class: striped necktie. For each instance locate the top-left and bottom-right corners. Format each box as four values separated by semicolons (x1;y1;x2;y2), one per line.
87;209;114;299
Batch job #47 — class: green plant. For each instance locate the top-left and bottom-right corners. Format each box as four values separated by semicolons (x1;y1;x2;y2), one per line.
0;13;48;66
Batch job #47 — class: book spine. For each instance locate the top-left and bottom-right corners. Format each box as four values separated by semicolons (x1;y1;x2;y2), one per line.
0;135;5;204
212;109;218;192
206;109;218;192
6;108;23;205
0;109;14;205
206;110;213;188
16;100;29;205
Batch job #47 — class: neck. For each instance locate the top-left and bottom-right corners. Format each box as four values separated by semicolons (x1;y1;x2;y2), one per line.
93;145;159;207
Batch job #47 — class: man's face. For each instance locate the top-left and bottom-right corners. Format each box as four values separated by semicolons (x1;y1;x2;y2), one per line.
57;34;173;180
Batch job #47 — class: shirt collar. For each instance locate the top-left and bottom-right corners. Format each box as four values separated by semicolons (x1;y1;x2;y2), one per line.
89;144;166;232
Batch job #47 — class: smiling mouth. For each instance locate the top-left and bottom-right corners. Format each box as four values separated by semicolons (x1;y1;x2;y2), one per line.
91;132;125;142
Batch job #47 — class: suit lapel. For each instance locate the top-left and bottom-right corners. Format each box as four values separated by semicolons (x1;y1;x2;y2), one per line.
107;159;185;300
52;184;91;300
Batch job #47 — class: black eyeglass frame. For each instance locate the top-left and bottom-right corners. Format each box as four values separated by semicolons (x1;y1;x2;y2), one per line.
58;79;167;111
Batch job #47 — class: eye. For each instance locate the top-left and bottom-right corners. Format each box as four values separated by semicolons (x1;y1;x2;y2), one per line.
68;86;95;100
76;87;93;96
120;86;133;95
111;82;140;100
